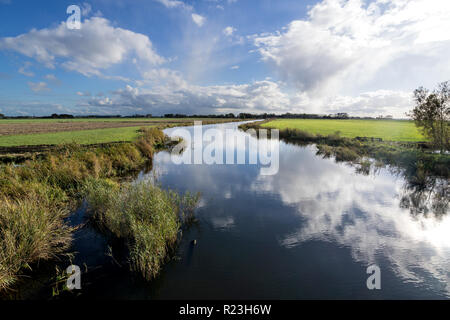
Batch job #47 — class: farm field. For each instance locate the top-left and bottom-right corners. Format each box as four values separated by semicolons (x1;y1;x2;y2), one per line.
0;118;189;124
0;120;168;136
261;119;425;142
0;126;151;147
0;118;236;147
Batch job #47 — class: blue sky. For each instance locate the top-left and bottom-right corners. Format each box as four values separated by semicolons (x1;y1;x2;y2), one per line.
1;0;450;117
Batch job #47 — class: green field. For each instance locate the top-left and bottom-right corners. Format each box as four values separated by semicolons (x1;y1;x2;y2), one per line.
0;126;152;147
0;118;238;147
262;119;425;142
0;117;206;124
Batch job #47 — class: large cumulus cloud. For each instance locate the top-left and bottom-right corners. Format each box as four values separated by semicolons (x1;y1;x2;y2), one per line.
253;0;450;101
0;17;164;77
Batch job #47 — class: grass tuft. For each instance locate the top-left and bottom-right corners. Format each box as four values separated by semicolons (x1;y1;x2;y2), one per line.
0;197;73;291
84;179;199;280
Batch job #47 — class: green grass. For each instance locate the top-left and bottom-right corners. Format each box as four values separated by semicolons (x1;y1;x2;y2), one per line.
0;118;162;124
0;126;154;147
241;121;449;179
0;127;167;291
262;119;425;142
0;197;73;291
84;179;199;280
0;118;239;147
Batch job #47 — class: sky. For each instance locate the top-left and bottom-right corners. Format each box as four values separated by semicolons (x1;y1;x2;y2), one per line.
0;0;450;118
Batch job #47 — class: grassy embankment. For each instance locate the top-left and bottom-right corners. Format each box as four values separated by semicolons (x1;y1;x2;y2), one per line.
0;126;198;292
242;119;449;179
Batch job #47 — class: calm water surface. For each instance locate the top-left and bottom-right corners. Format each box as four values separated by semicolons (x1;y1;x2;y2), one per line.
72;121;450;299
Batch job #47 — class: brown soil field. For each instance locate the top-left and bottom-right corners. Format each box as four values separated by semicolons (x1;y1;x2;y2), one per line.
0;120;179;136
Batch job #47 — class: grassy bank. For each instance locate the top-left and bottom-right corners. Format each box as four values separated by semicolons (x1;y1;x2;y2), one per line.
261;119;425;142
0;127;193;292
241;121;449;180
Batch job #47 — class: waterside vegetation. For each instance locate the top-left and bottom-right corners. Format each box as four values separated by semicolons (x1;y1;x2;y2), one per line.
240;120;449;180
0;127;197;293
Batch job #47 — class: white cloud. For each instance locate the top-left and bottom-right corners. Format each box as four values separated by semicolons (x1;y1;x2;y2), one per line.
82;78;292;115
4;0;444;117
223;26;236;36
43;74;61;85
28;81;50;93
325;90;413;117
78;64;413;118
18;62;34;77
76;91;91;97
44;74;56;81
81;2;92;15
254;0;450;99
96;97;113;106
191;13;206;27
0;17;165;77
155;0;189;9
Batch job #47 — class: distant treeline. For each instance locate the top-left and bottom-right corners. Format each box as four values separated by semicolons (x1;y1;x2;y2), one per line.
162;112;355;119
0;112;395;120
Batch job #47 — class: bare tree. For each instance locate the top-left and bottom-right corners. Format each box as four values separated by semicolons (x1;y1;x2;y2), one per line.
408;81;450;153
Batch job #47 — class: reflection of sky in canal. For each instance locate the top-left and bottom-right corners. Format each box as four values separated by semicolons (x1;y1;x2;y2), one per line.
149;122;450;298
252;144;450;294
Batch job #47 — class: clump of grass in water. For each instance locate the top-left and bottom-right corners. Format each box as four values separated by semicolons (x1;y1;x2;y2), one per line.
84;178;200;280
